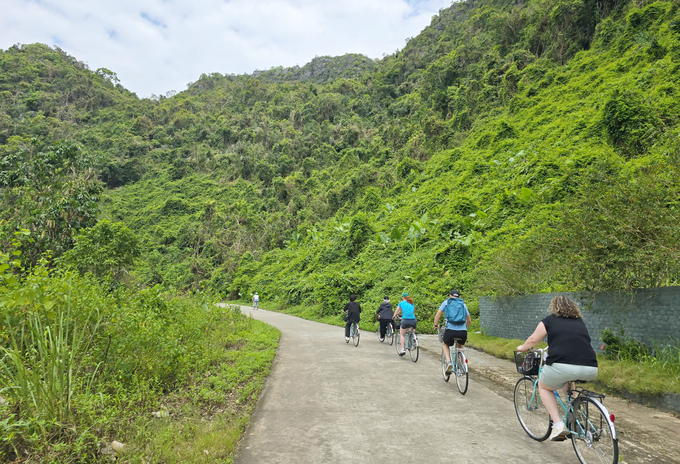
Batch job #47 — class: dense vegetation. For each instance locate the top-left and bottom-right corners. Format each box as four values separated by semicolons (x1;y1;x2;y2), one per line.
2;0;680;456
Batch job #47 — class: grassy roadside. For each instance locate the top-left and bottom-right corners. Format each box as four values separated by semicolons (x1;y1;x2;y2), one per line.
118;306;280;463
0;285;278;464
253;302;679;397
466;332;680;396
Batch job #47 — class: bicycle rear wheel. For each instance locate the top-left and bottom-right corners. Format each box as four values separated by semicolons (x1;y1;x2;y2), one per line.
352;323;360;347
409;333;419;362
513;377;551;441
570;397;618;464
455;351;468;395
441;348;451;382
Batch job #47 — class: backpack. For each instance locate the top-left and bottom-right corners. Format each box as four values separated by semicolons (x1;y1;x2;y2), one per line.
444;297;466;324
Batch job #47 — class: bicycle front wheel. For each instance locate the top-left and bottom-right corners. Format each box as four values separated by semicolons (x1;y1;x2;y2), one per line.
352;323;360;347
441;348;451;382
513;377;551;441
409;333;419;362
455;351;468;395
395;331;403;355
570;397;618;464
387;324;394;346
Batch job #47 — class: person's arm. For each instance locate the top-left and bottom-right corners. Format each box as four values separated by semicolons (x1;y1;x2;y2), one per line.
433;309;444;327
517;322;547;352
465;315;472;328
393;306;402;319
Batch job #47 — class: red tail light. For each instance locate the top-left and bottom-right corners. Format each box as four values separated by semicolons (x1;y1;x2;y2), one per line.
610;414;615;422
465;358;468;363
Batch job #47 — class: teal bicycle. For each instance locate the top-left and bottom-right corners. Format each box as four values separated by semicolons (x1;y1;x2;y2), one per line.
437;328;468;394
394;319;419;362
513;348;618;464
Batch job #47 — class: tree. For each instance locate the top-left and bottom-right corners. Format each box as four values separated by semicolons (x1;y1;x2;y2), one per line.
61;219;140;282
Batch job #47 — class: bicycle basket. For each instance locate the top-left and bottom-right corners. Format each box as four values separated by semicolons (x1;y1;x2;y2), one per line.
514;351;540;376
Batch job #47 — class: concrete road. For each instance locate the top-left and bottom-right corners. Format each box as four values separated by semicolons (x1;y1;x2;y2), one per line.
235;308;580;463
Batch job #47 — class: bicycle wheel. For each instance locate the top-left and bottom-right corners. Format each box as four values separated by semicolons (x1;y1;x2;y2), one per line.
395;330;403;355
441;348;451;382
387;324;394;346
570;397;618;464
513;377;551;441
455;351;468;395
352;323;360;347
409;333;419;362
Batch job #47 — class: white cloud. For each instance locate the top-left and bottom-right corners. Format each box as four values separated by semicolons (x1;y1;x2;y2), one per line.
0;0;454;98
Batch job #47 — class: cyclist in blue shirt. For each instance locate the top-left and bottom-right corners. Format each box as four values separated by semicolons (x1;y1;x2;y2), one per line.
393;293;416;356
434;289;471;375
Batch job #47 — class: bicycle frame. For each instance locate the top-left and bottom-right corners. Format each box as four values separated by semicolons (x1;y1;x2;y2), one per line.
449;345;468;373
524;351;617;442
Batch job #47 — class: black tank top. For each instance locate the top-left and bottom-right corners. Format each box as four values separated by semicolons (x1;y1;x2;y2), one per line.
542;315;598;367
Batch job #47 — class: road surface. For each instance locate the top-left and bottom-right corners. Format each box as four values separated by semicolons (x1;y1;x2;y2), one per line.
234;308;582;463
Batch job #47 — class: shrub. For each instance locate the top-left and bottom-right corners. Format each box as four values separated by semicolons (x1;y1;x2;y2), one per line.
603;89;661;157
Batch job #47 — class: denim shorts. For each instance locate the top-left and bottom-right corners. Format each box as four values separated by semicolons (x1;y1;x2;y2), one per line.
539;363;598;390
400;319;417;329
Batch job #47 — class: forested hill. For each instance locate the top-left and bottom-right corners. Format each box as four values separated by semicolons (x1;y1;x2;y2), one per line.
2;0;680;323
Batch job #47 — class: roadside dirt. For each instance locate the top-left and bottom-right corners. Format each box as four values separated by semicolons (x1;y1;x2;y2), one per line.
417;335;680;464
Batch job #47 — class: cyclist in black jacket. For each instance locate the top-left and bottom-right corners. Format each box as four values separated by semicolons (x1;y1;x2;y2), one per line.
343;294;362;342
375;296;394;342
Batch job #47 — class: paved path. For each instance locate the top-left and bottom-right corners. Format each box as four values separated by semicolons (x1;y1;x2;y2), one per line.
234;308;579;463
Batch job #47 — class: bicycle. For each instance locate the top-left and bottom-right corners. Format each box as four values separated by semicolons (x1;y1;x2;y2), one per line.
437;328;468;394
376;318;395;345
346;321;360;347
513;348;618;464
252;301;259;310
395;319;419;362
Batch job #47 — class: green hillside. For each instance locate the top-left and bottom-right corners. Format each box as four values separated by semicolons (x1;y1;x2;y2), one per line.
2;0;680;321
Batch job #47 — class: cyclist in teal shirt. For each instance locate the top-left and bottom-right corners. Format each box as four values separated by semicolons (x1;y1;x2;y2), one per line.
393;293;416;356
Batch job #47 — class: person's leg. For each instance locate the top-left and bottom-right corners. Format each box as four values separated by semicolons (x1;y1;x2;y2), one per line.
345;321;351;338
442;342;451;363
538;380;562;424
380;320;387;338
400;327;406;350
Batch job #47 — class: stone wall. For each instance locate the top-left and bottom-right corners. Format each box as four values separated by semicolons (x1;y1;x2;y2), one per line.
479;287;680;350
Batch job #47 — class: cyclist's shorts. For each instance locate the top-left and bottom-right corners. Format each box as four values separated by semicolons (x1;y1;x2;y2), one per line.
400;319;417;329
539;363;598;390
443;329;467;346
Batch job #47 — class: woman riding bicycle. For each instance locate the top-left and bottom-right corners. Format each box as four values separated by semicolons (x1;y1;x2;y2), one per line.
433;289;471;375
393;293;416;356
516;295;598;441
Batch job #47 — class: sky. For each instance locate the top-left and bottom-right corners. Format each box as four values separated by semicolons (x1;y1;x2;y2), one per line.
1;0;454;98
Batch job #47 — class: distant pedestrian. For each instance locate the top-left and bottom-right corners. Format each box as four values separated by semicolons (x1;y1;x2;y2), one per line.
343;294;362;342
252;292;259;309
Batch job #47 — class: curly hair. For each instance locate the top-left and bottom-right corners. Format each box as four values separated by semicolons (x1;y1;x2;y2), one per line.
549;295;583;319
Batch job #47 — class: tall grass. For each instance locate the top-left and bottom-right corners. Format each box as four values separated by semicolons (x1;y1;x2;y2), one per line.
0;303;101;436
601;329;680;380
